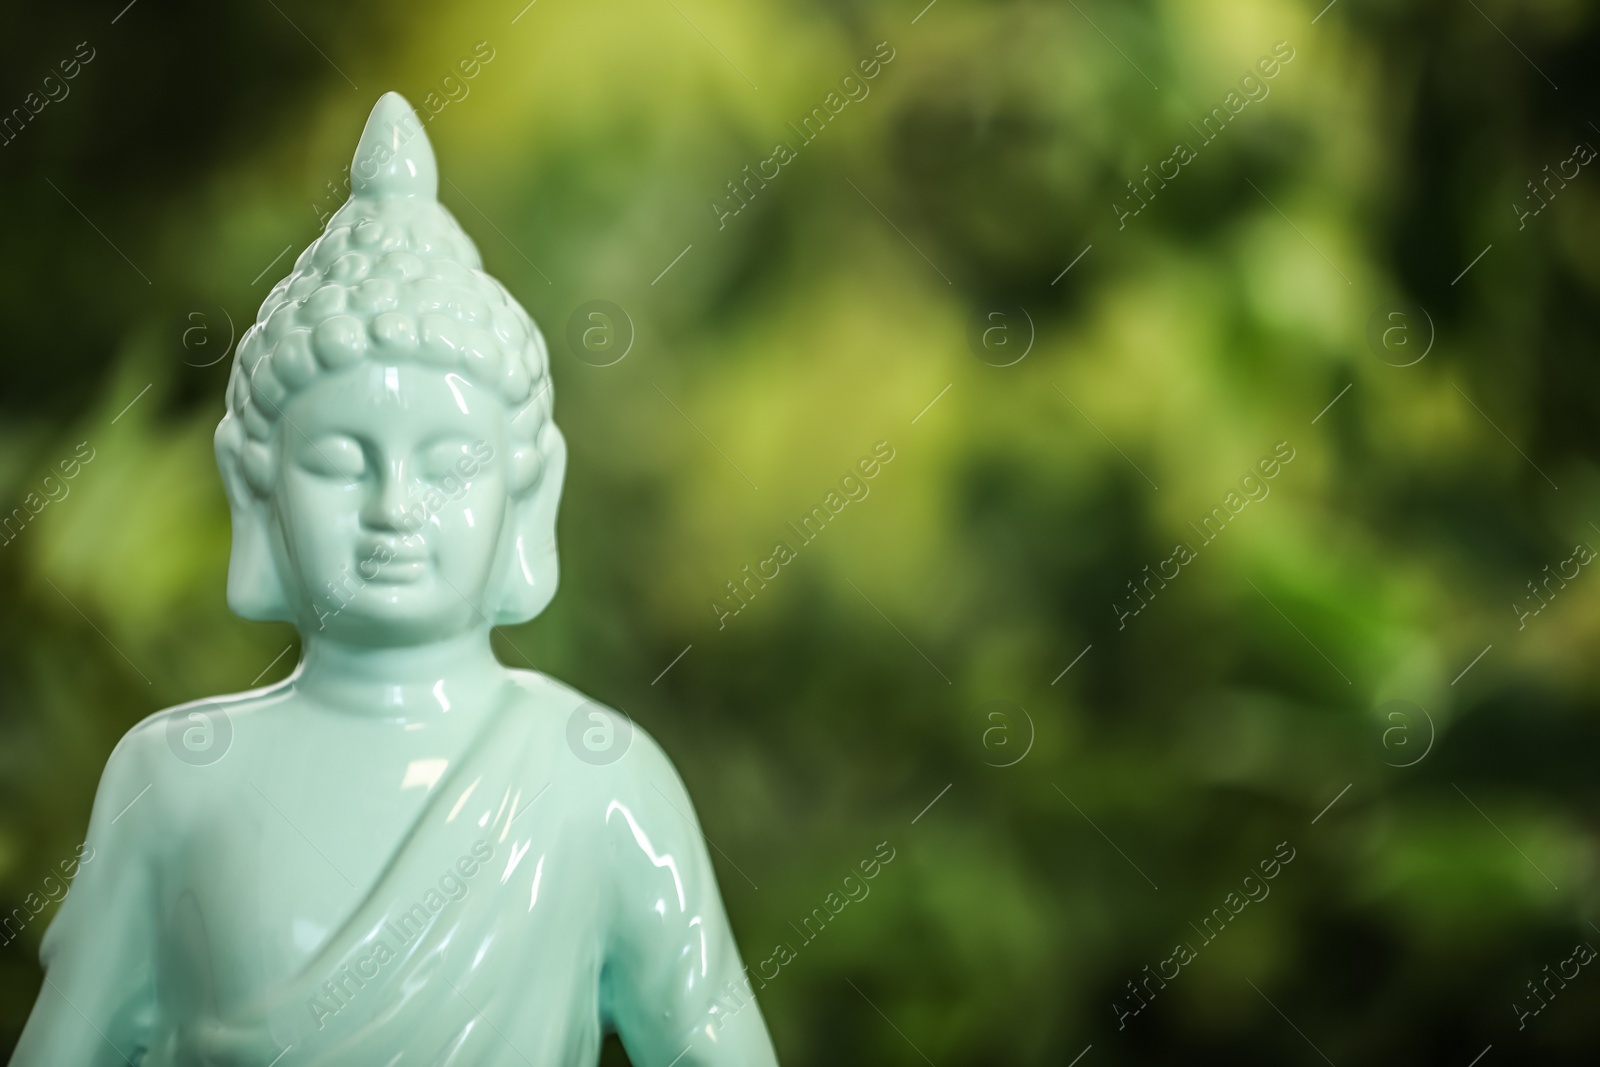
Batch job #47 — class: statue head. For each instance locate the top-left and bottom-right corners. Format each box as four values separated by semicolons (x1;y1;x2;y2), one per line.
215;92;565;645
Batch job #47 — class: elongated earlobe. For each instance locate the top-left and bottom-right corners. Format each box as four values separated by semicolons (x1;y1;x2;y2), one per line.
215;415;293;622
493;423;566;625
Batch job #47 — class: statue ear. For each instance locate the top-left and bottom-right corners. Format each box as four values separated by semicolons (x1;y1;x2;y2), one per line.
214;416;294;623
493;422;566;626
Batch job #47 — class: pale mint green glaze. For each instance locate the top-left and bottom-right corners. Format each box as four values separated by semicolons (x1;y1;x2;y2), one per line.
15;93;779;1067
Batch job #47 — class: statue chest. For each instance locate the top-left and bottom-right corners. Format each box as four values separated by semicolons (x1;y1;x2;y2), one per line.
148;709;602;1021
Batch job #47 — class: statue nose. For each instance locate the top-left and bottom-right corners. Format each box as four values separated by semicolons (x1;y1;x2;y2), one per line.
362;462;413;530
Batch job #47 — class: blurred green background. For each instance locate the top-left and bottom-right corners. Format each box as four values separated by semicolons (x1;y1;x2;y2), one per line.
3;0;1600;1062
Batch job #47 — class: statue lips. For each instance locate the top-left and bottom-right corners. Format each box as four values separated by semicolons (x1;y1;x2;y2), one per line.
361;537;429;584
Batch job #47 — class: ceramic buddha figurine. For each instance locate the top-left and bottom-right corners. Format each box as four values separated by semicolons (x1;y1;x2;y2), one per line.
15;93;779;1067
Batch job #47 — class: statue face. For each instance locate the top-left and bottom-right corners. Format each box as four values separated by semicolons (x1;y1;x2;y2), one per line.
272;363;511;644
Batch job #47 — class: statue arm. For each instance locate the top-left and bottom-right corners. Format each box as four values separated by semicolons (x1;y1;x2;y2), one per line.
12;726;160;1066
602;735;779;1066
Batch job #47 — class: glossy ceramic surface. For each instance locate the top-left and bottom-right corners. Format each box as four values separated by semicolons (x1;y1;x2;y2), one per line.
14;93;779;1067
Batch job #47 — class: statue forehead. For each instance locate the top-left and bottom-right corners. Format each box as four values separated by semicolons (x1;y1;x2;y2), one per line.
280;363;506;438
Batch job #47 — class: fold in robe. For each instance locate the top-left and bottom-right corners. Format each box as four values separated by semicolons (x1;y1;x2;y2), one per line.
18;674;780;1066
171;690;554;1065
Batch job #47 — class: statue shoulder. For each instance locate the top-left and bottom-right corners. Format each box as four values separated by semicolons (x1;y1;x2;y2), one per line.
111;681;295;784
509;671;679;784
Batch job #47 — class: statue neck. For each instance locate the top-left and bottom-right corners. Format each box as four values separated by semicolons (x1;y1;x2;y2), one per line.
291;625;512;719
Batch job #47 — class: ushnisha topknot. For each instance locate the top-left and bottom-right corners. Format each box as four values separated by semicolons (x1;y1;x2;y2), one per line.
218;91;553;498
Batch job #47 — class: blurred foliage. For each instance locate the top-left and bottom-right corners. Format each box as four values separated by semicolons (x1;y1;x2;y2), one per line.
3;0;1600;1062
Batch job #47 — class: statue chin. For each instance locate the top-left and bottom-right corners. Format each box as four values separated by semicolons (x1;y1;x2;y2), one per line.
12;91;780;1067
303;599;488;649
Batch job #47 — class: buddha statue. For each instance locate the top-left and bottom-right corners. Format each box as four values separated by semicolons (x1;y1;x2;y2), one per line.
15;93;780;1066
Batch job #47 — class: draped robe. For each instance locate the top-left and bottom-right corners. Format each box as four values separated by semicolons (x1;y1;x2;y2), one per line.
14;673;778;1066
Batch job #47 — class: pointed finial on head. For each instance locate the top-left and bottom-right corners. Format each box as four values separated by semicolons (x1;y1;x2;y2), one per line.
349;92;437;201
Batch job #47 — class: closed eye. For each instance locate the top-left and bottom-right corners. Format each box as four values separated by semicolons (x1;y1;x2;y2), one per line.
298;435;366;480
418;439;478;484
